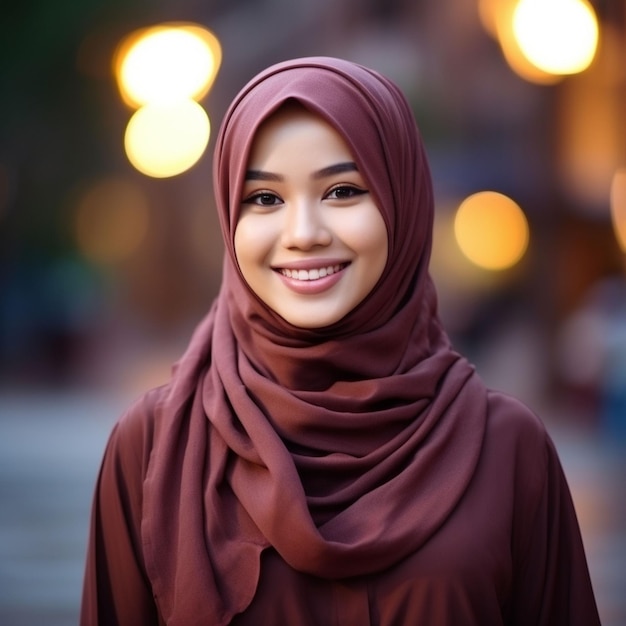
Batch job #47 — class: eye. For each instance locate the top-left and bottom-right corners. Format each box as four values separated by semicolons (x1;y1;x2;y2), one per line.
243;191;282;206
325;185;368;200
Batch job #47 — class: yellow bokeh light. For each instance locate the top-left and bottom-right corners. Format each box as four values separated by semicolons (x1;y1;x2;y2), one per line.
478;0;501;38
493;0;563;84
115;23;222;107
479;0;562;84
611;169;626;253
512;0;599;75
454;191;530;271
75;179;150;265
124;100;211;178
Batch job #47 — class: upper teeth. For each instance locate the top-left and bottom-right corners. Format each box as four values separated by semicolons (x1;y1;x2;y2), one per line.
280;264;343;281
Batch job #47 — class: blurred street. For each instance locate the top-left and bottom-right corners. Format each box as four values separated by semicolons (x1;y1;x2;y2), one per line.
0;392;123;626
0;390;624;626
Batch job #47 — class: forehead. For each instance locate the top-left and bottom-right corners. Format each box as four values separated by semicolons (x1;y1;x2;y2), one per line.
247;104;354;166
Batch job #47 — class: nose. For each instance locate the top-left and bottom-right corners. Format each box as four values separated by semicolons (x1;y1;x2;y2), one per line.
280;199;332;250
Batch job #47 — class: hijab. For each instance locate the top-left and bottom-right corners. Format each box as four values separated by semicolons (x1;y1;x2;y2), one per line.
142;57;488;626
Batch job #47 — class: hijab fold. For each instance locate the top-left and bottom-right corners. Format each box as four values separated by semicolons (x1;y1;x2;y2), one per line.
141;57;488;626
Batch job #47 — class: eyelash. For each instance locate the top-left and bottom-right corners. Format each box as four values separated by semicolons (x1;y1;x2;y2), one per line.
243;192;281;206
326;184;368;200
242;184;368;207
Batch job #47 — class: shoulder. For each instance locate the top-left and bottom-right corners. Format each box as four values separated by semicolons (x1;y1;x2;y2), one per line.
483;390;558;486
486;390;550;449
105;384;170;474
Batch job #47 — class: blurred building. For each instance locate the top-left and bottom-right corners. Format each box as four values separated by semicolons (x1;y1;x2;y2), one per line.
0;0;624;420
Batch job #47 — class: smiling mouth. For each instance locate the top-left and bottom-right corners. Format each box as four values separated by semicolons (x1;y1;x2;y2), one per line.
277;263;349;281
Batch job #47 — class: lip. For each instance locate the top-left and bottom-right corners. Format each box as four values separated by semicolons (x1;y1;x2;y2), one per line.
273;260;350;295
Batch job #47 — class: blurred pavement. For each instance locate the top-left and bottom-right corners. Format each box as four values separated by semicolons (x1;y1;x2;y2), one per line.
0;392;123;626
0;391;624;625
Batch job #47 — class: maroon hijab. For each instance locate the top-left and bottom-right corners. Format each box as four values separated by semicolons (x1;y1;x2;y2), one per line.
142;57;487;625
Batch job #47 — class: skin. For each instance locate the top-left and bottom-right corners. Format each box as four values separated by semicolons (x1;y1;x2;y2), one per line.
234;105;388;329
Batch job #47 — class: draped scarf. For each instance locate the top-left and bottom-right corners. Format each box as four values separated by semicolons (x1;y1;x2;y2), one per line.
142;57;488;626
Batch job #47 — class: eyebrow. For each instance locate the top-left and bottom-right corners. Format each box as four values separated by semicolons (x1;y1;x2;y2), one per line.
245;170;283;182
312;161;359;179
244;161;359;182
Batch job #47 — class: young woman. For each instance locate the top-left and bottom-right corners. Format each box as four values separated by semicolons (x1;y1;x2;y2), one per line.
80;57;600;625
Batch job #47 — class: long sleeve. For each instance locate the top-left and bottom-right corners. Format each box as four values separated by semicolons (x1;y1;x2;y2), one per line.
80;394;162;626
507;416;601;625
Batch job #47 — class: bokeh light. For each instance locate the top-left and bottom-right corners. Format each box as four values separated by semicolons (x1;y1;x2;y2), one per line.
454;191;530;271
611;168;626;253
74;178;150;265
477;0;501;38
115;24;222;108
556;40;622;211
512;0;599;75
479;0;562;84
114;23;221;178
124;100;211;178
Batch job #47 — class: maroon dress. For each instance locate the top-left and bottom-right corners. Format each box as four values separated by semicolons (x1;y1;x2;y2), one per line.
81;387;599;625
81;57;600;625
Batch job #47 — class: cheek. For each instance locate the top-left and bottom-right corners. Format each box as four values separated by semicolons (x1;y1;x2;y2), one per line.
360;211;389;284
368;214;389;257
234;216;271;271
233;221;257;281
369;224;389;278
338;209;388;265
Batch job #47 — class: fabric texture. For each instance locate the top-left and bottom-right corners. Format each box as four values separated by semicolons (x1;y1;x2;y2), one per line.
80;57;600;626
81;387;601;626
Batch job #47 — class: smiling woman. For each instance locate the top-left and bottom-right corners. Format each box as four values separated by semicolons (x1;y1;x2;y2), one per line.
80;57;600;626
234;105;388;328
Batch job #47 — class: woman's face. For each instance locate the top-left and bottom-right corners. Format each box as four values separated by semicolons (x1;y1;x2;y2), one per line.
234;106;388;329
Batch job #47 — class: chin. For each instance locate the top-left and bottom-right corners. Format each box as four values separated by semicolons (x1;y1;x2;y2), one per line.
269;296;355;330
278;310;348;330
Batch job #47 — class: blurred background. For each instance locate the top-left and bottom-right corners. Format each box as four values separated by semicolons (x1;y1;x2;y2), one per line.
0;0;624;624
